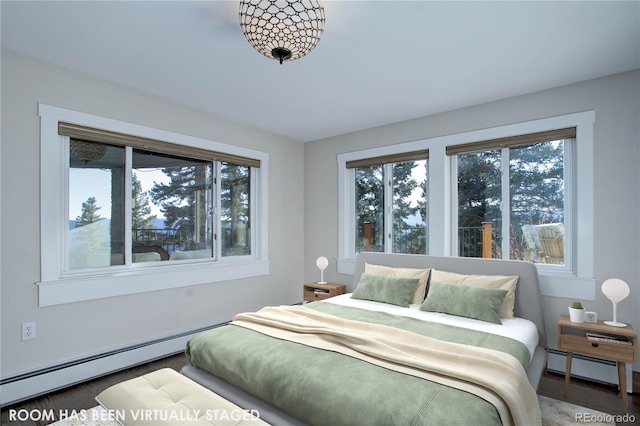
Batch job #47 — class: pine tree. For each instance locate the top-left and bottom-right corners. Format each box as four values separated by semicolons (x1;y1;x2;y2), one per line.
132;173;157;230
221;164;250;256
72;197;107;263
355;165;385;251
75;197;102;227
149;162;210;250
392;162;425;254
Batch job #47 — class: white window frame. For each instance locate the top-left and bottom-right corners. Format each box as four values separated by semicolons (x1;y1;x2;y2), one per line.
338;111;595;300
450;138;574;276
38;103;269;307
348;161;428;255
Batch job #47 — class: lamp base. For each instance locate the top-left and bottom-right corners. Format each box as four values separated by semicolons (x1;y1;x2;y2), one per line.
604;320;627;327
317;281;327;285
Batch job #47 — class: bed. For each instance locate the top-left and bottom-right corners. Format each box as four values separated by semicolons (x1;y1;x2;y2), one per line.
183;253;547;426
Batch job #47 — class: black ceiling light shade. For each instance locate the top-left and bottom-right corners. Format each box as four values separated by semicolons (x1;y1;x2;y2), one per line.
239;0;325;64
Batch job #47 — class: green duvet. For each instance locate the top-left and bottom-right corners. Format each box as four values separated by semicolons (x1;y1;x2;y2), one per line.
186;303;532;426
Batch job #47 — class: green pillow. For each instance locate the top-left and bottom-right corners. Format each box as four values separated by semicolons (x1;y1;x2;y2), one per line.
351;273;420;307
419;281;508;324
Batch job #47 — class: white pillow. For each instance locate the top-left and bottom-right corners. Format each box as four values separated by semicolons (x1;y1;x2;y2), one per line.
364;263;431;304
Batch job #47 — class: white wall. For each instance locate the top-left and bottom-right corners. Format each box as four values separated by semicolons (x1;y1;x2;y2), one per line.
0;50;305;378
304;69;640;371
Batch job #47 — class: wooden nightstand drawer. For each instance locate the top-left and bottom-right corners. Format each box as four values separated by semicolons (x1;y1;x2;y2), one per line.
558;334;635;363
304;289;332;301
303;283;346;302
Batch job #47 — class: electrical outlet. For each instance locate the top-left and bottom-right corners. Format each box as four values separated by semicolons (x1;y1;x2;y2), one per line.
22;322;36;341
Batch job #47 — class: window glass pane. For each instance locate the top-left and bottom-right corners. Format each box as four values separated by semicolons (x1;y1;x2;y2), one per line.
510;141;565;265
457;140;566;264
355;165;385;252
140;150;213;260
457;150;502;258
220;163;251;257
69;140;125;269
392;160;428;254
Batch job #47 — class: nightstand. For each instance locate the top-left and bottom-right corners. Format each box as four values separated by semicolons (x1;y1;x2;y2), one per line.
557;315;637;412
303;282;346;302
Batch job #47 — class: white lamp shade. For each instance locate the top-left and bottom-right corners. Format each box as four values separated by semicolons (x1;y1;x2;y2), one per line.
601;278;630;303
601;278;630;327
316;256;329;284
316;256;329;271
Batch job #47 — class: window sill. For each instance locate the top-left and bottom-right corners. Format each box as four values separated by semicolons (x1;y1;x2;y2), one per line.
537;274;596;300
37;259;270;307
337;257;357;276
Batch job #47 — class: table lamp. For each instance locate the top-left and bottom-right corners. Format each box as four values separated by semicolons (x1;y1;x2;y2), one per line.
316;256;328;284
601;278;630;327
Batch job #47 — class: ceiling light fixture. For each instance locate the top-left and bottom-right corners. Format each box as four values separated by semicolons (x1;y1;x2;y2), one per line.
239;0;325;64
70;140;107;162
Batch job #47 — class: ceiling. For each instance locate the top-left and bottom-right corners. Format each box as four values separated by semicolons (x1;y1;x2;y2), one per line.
2;1;639;143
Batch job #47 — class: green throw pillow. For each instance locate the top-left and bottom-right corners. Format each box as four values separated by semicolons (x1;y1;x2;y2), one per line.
351;273;420;307
419;281;508;324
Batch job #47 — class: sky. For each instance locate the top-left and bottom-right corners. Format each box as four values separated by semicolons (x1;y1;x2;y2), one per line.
69;168;168;220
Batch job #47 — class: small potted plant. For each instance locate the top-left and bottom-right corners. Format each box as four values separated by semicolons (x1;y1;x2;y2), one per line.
568;300;585;323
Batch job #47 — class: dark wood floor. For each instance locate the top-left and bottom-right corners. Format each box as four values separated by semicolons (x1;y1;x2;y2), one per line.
2;353;638;425
1;353;189;426
539;371;640;419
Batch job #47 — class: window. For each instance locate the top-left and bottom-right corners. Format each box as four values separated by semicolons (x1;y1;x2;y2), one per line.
69;141;127;269
69;141;235;269
338;111;595;300
449;128;574;271
346;151;429;256
38;104;269;306
131;149;214;263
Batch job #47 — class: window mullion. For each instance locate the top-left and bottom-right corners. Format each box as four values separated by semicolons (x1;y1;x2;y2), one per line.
501;148;510;259
249;166;258;259
449;155;459;257
563;139;574;271
346;168;357;258
214;162;222;261
62;135;71;273
384;163;394;253
124;147;133;266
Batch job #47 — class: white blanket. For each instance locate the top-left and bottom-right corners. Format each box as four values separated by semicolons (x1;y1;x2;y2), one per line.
323;293;540;361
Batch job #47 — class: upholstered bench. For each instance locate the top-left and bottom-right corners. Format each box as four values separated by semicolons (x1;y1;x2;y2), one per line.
95;368;268;425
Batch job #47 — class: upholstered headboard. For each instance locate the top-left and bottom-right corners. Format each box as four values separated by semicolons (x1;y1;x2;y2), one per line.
353;252;547;349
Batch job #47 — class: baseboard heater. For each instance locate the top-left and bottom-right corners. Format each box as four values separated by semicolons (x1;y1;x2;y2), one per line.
547;348;633;393
0;322;226;407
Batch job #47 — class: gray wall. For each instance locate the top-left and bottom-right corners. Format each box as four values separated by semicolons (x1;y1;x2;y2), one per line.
2;47;639;380
0;50;305;377
304;69;640;370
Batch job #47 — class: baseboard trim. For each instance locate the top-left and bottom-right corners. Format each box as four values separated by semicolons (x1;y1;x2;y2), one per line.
0;323;224;407
547;348;633;393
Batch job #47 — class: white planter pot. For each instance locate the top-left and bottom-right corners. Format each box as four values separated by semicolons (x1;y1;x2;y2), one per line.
568;307;585;323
